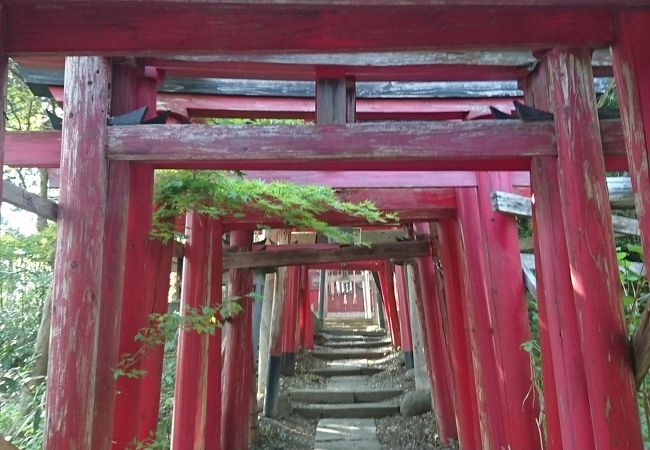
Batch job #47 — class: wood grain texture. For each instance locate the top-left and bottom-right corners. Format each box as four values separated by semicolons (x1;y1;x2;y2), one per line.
44;56;111;450
412;224;457;443
545;48;643;449
613;12;650;389
379;261;401;349
436;219;482;450
105;120;626;171
4;5;616;54
92;62;138;450
531;156;595;450
223;240;430;269
394;265;413;353
221;230;254;450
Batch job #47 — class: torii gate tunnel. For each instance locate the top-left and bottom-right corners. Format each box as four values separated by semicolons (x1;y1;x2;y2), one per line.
2;2;650;449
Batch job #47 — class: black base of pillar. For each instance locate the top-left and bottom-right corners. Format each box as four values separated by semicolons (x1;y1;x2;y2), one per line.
281;352;296;376
403;351;414;370
263;354;283;417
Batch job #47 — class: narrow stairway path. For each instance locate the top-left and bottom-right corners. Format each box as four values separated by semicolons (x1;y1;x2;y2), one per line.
288;324;401;449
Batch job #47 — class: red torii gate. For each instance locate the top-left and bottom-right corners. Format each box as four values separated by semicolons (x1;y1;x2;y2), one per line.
1;3;650;450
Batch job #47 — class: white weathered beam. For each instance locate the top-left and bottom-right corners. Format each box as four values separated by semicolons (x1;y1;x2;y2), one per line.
492;191;639;236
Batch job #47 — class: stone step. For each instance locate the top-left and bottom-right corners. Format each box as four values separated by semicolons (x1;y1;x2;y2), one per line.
322;328;386;338
322;334;387;343
322;339;392;349
289;388;403;404
293;400;400;419
313;350;391;360
309;366;384;377
314;418;382;450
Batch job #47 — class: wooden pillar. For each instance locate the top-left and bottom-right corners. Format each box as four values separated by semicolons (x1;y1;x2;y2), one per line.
530;157;594;450
379;261;401;348
412;223;457;443
171;212;212;450
404;262;430;391
544;48;643;448
281;265;300;375
45;56;111;450
317;269;326;320
91;63;133;450
300;266;314;350
111;66;163;449
456;177;540;450
257;273;276;406
205;219;223;450
264;267;286;417
613;12;650;391
437;219;481;450
394;265;413;369
221;230;254;450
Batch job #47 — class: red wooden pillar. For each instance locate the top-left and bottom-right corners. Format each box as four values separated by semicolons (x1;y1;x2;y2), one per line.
221;230;254;450
412;223;457;443
379;261;401;348
300;266;314;350
44;57;111;450
281;265;300;374
531;157;594;450
613;13;650;277
205;219;223;450
456;176;540;450
111;66;164;449
437;219;481;450
394;265;413;369
544;48;643;448
170;212;213;450
91;63;133;450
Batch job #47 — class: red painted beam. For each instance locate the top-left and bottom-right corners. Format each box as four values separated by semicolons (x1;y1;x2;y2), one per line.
5;5;616;54
104;120;626;171
4;121;628;171
221;230;254;450
308;261;382;271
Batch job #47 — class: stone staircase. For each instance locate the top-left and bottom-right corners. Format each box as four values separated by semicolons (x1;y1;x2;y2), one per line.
289;326;402;420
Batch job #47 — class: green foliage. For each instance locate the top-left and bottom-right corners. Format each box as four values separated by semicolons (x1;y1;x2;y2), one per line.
0;225;55;449
152;170;398;244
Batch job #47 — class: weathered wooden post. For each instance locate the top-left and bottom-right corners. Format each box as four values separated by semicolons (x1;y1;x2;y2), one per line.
544;48;643;448
170;212;212;450
404;262;430;392
221;230;254;450
205;219;223;450
437;219;481;450
264;267;286;417
394;265;414;369
281;265;300;375
456;172;540;450
91;62;133;450
379;261;401;348
317;269;327;320
521;66;592;450
257;273;277;406
45;56;112;450
300;266;314;350
412;223;457;443
112;67;167;449
613;12;650;391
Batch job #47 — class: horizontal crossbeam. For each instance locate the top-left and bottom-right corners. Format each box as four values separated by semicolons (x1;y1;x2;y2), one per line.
2;180;58;221
222;240;430;269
